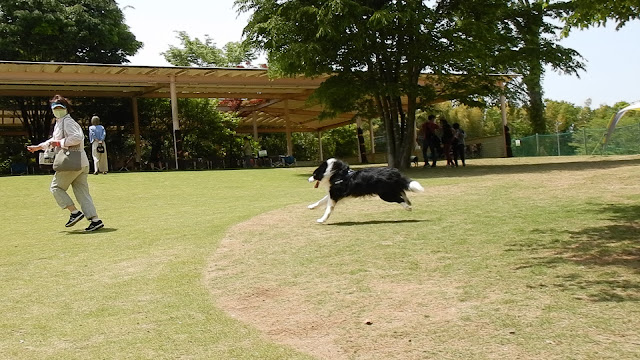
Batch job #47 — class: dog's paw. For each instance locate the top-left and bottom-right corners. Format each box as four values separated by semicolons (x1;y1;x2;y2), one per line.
308;204;318;209
316;218;326;223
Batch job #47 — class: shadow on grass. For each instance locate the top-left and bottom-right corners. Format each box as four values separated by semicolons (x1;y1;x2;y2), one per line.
61;227;118;235
406;158;640;178
510;203;640;302
293;157;640;180
328;219;425;226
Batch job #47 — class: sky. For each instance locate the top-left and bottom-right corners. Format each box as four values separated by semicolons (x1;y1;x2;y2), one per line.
117;0;639;108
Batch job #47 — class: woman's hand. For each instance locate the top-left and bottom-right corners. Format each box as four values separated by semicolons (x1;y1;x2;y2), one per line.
26;145;41;153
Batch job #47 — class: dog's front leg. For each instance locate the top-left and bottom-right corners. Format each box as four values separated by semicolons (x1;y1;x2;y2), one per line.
308;195;329;210
317;198;335;223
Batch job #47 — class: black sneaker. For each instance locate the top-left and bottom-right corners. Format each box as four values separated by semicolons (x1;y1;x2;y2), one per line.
65;211;84;227
85;220;104;232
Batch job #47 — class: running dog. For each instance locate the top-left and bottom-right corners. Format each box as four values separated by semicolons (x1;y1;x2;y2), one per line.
308;158;424;223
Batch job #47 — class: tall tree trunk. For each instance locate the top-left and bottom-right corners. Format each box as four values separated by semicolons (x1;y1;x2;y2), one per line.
397;95;417;170
524;64;545;134
522;2;547;134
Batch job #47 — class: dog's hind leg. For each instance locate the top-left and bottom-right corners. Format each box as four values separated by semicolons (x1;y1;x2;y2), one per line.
400;191;412;211
380;191;412;211
317;198;336;223
308;195;329;209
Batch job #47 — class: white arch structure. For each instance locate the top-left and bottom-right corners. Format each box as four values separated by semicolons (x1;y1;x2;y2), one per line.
603;102;640;149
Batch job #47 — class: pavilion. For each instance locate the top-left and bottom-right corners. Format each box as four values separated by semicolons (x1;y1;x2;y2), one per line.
0;60;512;168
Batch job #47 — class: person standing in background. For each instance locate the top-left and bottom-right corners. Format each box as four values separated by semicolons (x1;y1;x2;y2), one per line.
452;122;466;167
242;136;254;168
89;115;108;174
440;118;455;167
420;114;441;167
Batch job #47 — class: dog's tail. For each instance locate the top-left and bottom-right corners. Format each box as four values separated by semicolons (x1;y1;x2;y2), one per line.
408;180;424;192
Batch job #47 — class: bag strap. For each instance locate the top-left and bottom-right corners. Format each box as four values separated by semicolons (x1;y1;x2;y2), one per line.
60;116;83;151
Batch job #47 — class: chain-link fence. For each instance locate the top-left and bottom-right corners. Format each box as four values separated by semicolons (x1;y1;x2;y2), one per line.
512;122;640;157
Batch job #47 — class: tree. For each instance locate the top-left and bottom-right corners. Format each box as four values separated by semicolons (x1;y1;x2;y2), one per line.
0;0;142;144
236;0;516;169
178;98;239;162
563;0;640;30
500;0;584;135
509;0;638;135
162;31;257;67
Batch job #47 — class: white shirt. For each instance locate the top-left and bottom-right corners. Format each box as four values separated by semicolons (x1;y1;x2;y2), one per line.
38;114;90;168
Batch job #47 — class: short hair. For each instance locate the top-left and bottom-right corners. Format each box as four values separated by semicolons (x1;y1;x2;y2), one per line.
49;94;71;109
91;116;100;125
428;114;436;121
452;122;460;129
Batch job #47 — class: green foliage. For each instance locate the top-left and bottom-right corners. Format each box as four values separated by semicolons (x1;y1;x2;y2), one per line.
0;0;141;63
256;127;359;162
134;98;243;164
258;133;287;159
178;98;239;160
0;0;142;156
292;133;319;161
511;100;640;156
162;31;256;67
323;125;359;159
562;0;640;31
0;135;29;174
236;0;516;168
500;0;585;134
545;100;582;132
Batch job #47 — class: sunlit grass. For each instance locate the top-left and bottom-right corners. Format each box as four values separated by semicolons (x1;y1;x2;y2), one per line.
2;155;639;359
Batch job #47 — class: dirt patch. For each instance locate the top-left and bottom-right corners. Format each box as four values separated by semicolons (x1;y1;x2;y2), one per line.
205;199;466;359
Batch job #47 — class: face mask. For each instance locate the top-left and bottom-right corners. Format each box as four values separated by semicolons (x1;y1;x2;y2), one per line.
53;109;68;118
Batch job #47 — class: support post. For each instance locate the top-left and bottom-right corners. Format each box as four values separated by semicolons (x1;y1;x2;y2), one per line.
557;132;561;156
368;119;375;154
318;130;323;161
252;111;258;140
500;92;512;157
132;97;141;166
169;75;180;169
284;99;293;156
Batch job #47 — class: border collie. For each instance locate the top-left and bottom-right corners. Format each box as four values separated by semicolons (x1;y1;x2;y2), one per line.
308;158;424;223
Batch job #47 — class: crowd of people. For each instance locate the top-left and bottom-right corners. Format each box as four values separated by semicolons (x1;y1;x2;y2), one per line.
418;114;466;168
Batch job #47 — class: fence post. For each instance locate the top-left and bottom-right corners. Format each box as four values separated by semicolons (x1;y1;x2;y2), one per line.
583;128;588;155
535;133;539;156
557;132;561;156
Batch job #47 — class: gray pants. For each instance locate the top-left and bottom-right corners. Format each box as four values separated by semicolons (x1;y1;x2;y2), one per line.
50;166;98;220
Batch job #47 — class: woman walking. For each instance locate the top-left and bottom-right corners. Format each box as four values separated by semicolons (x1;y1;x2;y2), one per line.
89;115;108;174
26;95;104;232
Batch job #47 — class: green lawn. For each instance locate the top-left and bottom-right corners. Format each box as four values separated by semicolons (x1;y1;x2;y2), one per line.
1;156;639;359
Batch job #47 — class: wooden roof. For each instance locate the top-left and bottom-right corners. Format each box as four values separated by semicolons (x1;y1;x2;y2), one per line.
0;61;353;133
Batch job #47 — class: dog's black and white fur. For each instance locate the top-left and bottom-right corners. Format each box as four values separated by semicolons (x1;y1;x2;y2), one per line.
308;158;424;223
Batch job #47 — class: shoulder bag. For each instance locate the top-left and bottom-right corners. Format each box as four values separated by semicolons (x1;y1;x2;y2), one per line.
52;118;83;172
